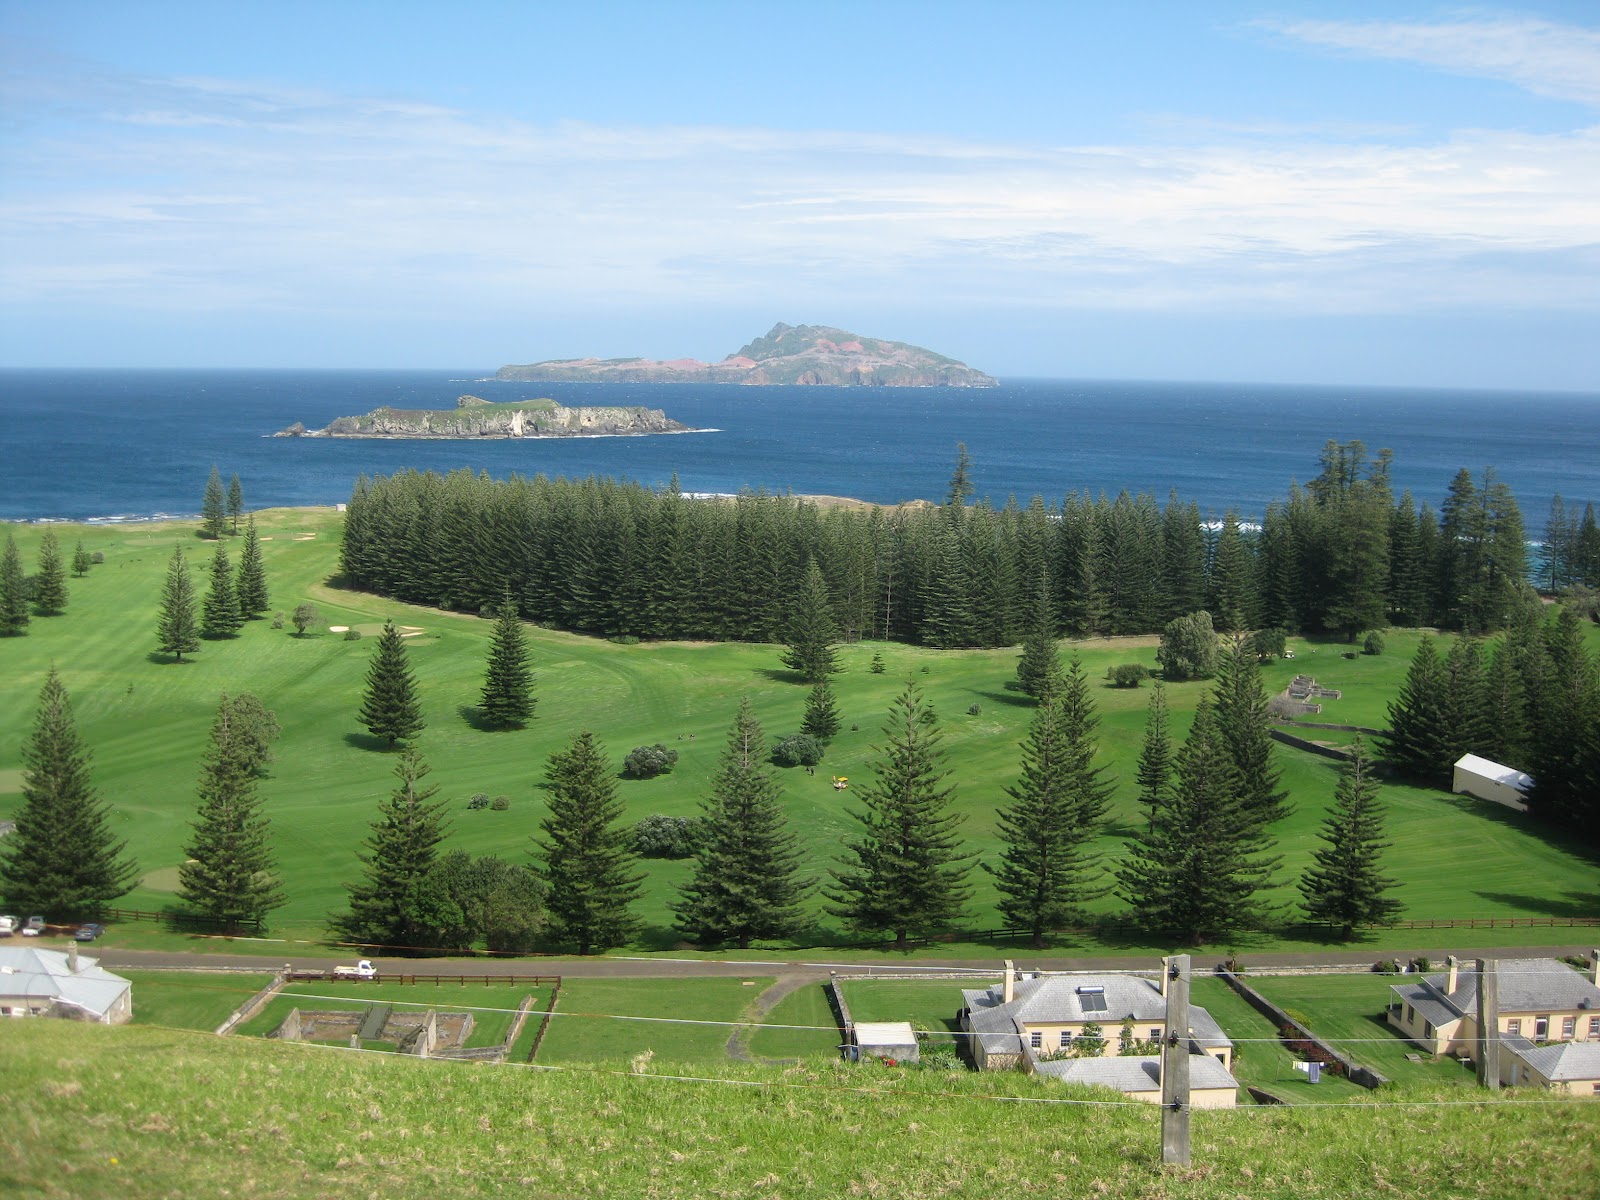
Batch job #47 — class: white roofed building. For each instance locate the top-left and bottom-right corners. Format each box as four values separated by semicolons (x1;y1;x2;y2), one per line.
0;944;133;1024
1452;753;1532;812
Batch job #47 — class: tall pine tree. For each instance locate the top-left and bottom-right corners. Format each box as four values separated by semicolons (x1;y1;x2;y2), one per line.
33;529;68;615
800;678;842;742
201;543;243;639
1014;576;1060;699
359;619;424;748
202;465;227;539
227;473;244;534
479;593;535;727
537;732;643;955
177;693;285;929
781;558;841;682
235;515;270;617
988;656;1114;947
675;698;811;948
1212;635;1291;829
1135;681;1174;832
1;533;31;636
1379;636;1452;785
1299;738;1402;938
0;668;138;916
336;746;451;948
1117;700;1279;945
72;540;92;578
156;546;200;662
827;679;972;949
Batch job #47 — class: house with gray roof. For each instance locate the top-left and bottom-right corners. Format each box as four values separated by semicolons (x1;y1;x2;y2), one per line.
1498;1034;1600;1096
0;944;132;1024
960;961;1232;1074
1032;1052;1240;1108
1388;952;1600;1057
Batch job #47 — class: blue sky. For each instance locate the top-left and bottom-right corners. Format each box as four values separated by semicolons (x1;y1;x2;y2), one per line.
2;1;1597;387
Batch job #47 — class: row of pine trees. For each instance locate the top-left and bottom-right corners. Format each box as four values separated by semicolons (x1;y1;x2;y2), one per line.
339;441;1585;650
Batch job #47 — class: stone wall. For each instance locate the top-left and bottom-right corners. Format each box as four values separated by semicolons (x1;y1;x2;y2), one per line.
1217;969;1389;1089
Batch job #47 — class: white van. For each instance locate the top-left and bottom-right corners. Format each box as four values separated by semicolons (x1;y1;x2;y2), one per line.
0;915;16;936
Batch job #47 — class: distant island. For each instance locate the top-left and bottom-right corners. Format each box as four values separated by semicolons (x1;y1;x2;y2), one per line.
495;322;998;387
276;395;696;439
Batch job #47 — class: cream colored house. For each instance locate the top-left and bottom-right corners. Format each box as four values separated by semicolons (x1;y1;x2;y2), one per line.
1031;1053;1240;1108
960;963;1232;1074
1499;1036;1600;1096
1388;953;1600;1056
0;944;132;1024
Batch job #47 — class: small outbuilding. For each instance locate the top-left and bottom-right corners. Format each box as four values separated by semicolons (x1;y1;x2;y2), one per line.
0;944;133;1024
1032;1054;1239;1108
1451;753;1533;812
849;1020;920;1064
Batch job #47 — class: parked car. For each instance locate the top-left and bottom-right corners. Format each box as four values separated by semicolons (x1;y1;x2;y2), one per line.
0;915;17;937
73;923;106;942
21;916;45;936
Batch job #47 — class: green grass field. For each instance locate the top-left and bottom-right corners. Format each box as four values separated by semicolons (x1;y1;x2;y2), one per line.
122;970;275;1031
533;976;766;1063
1188;977;1369;1103
1242;972;1482;1087
2;513;1597;958
745;982;843;1059
7;1021;1598;1199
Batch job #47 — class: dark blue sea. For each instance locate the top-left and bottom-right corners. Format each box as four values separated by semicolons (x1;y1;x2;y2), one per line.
1;369;1597;523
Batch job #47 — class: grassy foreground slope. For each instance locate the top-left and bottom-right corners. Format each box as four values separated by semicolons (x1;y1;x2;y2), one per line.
5;1023;1597;1200
0;513;1596;953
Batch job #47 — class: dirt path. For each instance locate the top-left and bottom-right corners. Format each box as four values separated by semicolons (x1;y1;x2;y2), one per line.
724;973;825;1062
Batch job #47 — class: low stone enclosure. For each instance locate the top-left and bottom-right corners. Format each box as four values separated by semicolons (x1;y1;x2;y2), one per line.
272;1004;476;1056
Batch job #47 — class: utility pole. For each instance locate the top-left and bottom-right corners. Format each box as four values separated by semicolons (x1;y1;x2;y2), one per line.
1477;957;1500;1090
1161;954;1191;1166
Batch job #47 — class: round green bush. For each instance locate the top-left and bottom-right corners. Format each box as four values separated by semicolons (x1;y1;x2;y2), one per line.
772;733;824;768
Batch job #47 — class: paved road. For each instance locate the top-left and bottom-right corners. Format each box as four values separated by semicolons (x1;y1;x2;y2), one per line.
96;942;1599;980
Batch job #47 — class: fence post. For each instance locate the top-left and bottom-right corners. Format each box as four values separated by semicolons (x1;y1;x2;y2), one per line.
1161;954;1191;1167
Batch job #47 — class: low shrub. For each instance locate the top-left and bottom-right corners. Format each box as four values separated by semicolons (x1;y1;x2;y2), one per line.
271;611;285;629
1363;629;1386;656
869;652;886;675
632;814;706;859
490;795;510;811
772;733;823;768
609;634;641;646
91;550;106;564
467;793;490;810
343;628;362;641
624;743;679;779
966;703;981;715
1105;663;1148;687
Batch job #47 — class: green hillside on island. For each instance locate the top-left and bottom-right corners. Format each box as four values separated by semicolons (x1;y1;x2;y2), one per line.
276;395;694;439
495;321;999;386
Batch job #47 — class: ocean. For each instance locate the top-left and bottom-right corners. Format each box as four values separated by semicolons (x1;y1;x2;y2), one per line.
1;369;1597;523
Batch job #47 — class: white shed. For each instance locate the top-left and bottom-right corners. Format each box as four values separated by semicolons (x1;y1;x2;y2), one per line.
850;1021;920;1063
1452;753;1533;812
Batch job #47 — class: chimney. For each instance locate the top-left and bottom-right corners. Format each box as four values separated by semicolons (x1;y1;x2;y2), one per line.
1003;960;1015;1005
1590;950;1599;987
1446;956;1459;995
67;941;79;974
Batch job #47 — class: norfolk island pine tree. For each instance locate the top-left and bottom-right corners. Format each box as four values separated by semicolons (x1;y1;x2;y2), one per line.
0;668;138;917
358;619;424;748
826;678;972;950
178;693;285;930
479;591;535;728
234;515;270;617
201;465;227;539
1;533;31;636
988;656;1114;948
156;546;201;662
537;732;643;956
1298;737;1402;940
201;542;243;639
675;697;811;948
32;528;68;615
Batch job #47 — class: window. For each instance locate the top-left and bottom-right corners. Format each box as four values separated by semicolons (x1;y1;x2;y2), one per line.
1150;1028;1162;1041
1075;986;1108;1014
1588;1017;1598;1039
1059;1031;1071;1048
1593;1083;1600;1096
1405;1005;1415;1025
1030;1031;1042;1049
1507;1019;1521;1036
1562;1017;1576;1040
1424;1021;1434;1039
1535;1017;1549;1040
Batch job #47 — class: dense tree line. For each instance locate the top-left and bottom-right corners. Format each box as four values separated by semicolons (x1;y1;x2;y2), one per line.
1382;603;1600;837
340;441;1555;650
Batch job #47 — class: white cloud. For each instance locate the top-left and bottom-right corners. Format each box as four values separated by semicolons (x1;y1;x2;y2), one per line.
1261;15;1600;107
2;62;1599;321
